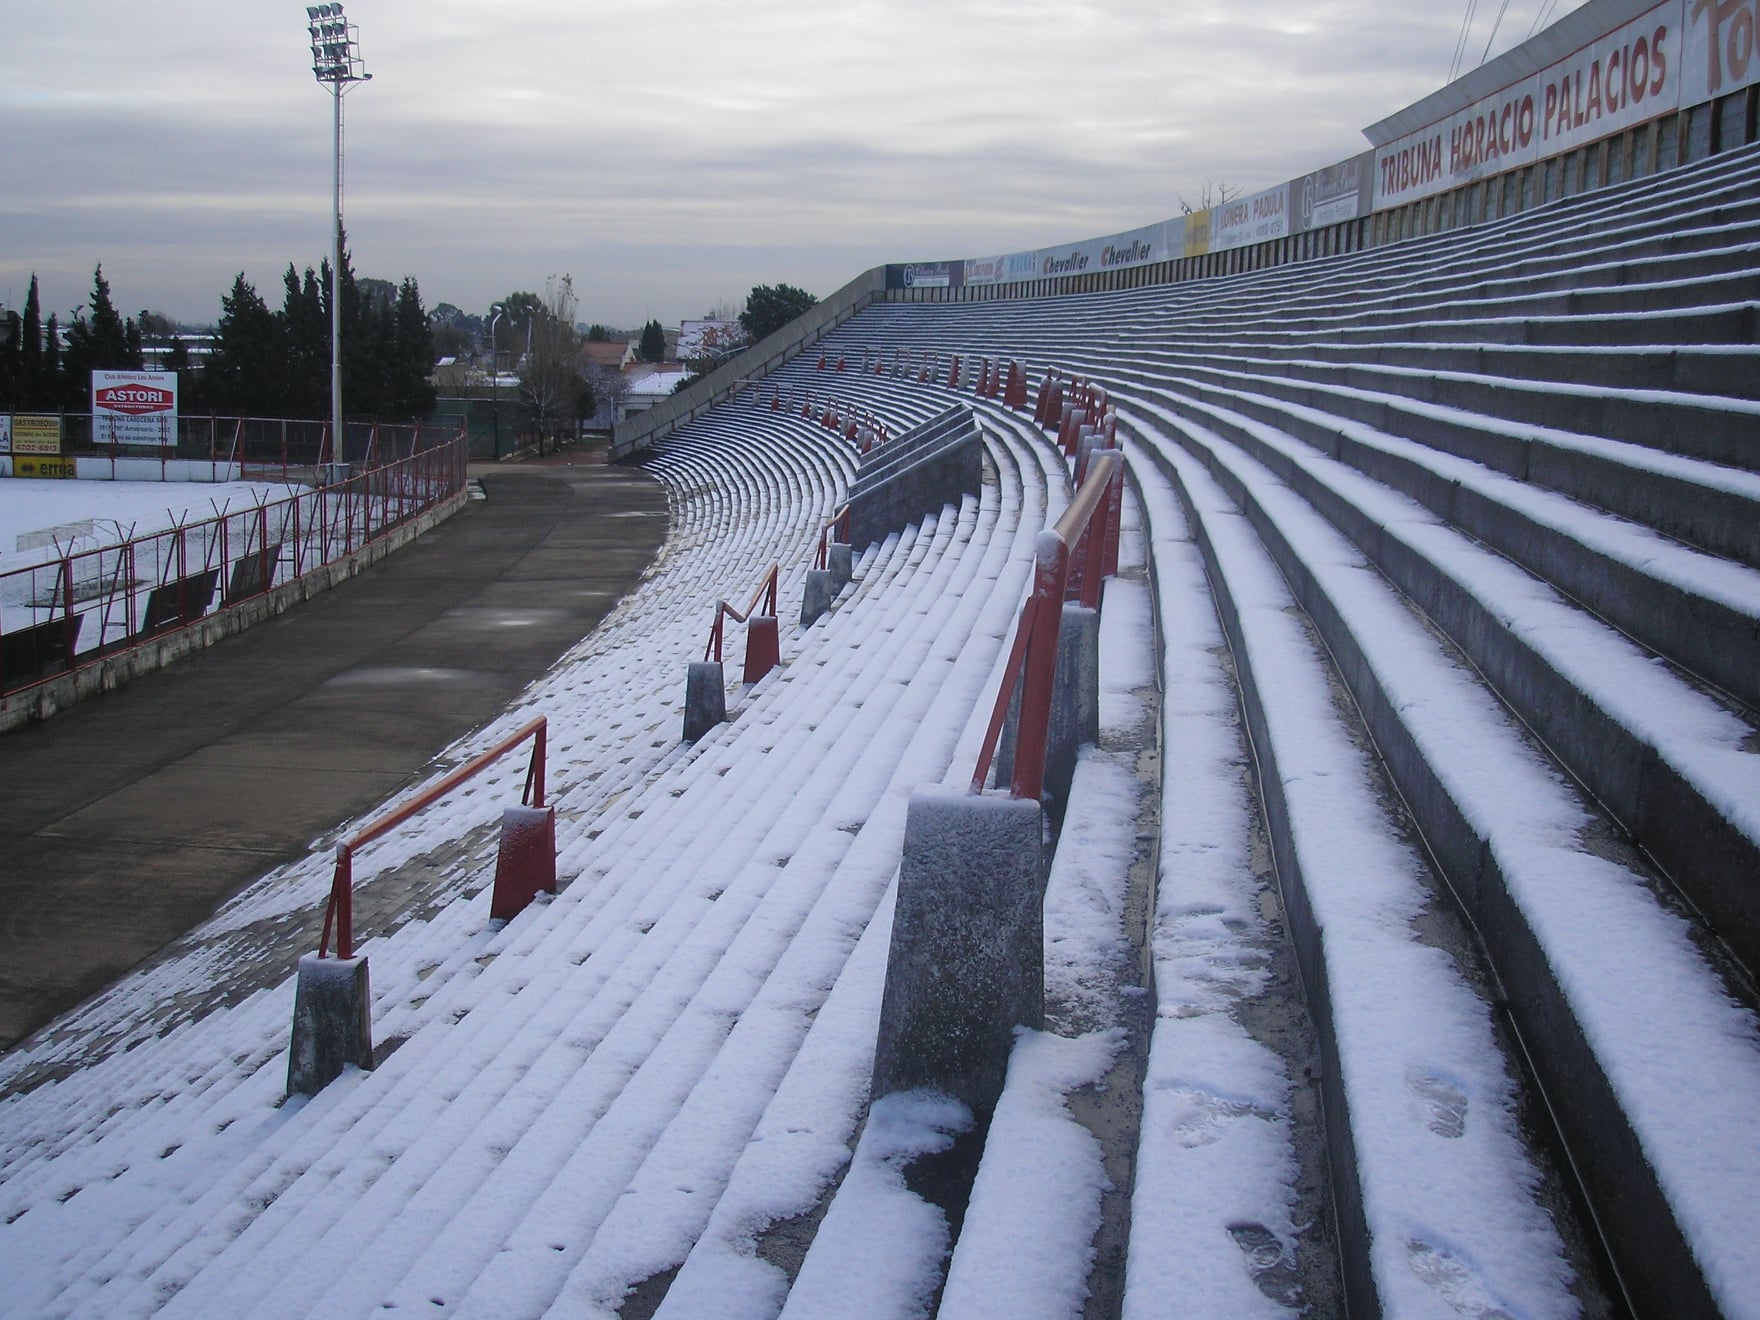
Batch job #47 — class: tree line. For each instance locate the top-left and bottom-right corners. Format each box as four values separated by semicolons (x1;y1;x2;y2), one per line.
1;254;437;422
3;266;821;434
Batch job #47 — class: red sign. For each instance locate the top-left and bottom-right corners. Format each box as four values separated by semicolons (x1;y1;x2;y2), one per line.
94;383;175;416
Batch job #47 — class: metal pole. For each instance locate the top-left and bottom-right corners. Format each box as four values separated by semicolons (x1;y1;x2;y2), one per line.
330;81;345;478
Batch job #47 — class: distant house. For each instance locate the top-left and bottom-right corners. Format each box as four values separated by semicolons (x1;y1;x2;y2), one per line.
578;341;634;374
622;365;694;415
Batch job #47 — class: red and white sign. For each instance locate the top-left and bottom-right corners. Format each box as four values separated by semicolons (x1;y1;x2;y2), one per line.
1375;1;1683;207
93;370;178;446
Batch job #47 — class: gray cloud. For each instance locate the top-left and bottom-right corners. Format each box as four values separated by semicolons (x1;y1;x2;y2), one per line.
3;1;1586;327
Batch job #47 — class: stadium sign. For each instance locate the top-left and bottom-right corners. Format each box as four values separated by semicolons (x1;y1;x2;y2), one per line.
93;370;178;446
1373;0;1697;207
12;414;62;455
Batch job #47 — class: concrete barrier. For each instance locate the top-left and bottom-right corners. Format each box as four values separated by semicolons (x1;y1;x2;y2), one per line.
872;791;1045;1124
801;569;834;628
287;953;372;1097
488;805;557;922
846;409;983;551
684;660;726;742
827;542;853;595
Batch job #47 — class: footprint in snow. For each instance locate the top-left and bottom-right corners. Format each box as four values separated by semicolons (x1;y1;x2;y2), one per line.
1407;1070;1468;1139
1228;1222;1304;1309
1407;1239;1516;1319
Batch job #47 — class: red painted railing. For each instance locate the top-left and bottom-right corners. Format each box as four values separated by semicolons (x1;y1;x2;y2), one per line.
815;507;852;570
1;426;466;700
319;715;548;960
970;450;1124;801
706;563;779;664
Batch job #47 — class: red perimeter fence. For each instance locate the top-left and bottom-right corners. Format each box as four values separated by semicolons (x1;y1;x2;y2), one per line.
1;420;467;700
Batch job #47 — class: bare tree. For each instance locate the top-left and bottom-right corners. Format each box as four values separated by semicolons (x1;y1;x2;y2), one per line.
584;363;628;430
518;274;589;454
1178;180;1240;214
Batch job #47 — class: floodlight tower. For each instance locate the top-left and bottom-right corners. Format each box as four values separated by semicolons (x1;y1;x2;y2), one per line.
304;3;371;478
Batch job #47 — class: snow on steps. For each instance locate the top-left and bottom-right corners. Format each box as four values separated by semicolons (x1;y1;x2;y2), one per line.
799;149;1760;1314
0;375;1105;1318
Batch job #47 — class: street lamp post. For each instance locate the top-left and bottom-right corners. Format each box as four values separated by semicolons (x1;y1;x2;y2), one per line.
488;305;505;460
304;3;370;482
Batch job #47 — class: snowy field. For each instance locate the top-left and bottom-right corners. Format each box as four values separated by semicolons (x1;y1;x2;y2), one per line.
0;480;300;569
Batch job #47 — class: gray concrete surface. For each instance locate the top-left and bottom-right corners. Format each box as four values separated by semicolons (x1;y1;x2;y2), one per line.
0;450;667;1051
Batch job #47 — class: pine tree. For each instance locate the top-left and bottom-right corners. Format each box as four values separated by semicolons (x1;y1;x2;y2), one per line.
391;277;436;419
638;319;667;364
281;263;329;420
207;274;283;415
61;265;142;410
20;276;46;409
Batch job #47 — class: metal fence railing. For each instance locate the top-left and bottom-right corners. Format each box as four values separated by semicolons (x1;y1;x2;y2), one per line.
1;422;467;700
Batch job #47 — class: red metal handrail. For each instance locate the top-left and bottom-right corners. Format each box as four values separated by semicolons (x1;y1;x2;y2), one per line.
1;427;467;700
815;506;852;570
970;451;1124;801
318;715;548;960
704;563;780;664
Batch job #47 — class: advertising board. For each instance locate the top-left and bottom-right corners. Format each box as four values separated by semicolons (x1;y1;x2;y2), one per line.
93;370;178;446
1375;1;1686;206
12;414;62;455
900;263;956;290
0;414;9;456
12;456;76;479
1211;185;1293;252
1295;153;1375;231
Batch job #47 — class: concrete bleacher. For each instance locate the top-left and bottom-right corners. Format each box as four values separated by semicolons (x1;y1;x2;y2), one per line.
4;96;1760;1320
785;139;1760;1316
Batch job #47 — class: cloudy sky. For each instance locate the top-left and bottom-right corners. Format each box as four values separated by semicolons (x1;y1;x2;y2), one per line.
5;1;1586;331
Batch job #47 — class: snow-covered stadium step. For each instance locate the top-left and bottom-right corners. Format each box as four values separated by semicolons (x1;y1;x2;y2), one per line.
1126;424;1589;1317
1098;362;1760;707
50;405;1026;1317
1126;409;1760;1317
1121;394;1760;987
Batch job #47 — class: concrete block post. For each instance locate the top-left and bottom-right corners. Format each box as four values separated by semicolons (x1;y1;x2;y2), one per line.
801;569;834;628
827;542;853;595
287;952;373;1097
489;804;557;921
872;790;1045;1125
1045;605;1100;825
743;617;781;684
684;660;726;742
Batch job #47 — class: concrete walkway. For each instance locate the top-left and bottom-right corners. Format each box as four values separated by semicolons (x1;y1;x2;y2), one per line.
0;450;666;1051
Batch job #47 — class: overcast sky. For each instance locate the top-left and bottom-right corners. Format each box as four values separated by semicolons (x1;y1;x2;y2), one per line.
4;1;1587;331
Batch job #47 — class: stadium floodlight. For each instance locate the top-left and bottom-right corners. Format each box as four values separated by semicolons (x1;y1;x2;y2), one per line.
301;2;371;477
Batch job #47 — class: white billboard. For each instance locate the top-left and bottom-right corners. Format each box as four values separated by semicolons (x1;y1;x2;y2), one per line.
1375;1;1686;207
93;370;178;447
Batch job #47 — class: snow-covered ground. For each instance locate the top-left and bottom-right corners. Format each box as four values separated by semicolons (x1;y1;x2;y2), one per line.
0;480;299;570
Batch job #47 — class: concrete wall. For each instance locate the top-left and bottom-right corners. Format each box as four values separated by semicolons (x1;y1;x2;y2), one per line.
846;408;983;551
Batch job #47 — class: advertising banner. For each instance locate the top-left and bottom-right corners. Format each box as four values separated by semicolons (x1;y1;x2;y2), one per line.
1182;209;1212;257
0;415;10;456
1295;153;1375;231
93;370;178;446
12;414;62;455
962;254;1015;287
1375;1;1682;207
1030;220;1172;281
13;455;76;479
899;263;956;290
1681;0;1760;103
1211;185;1293;251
